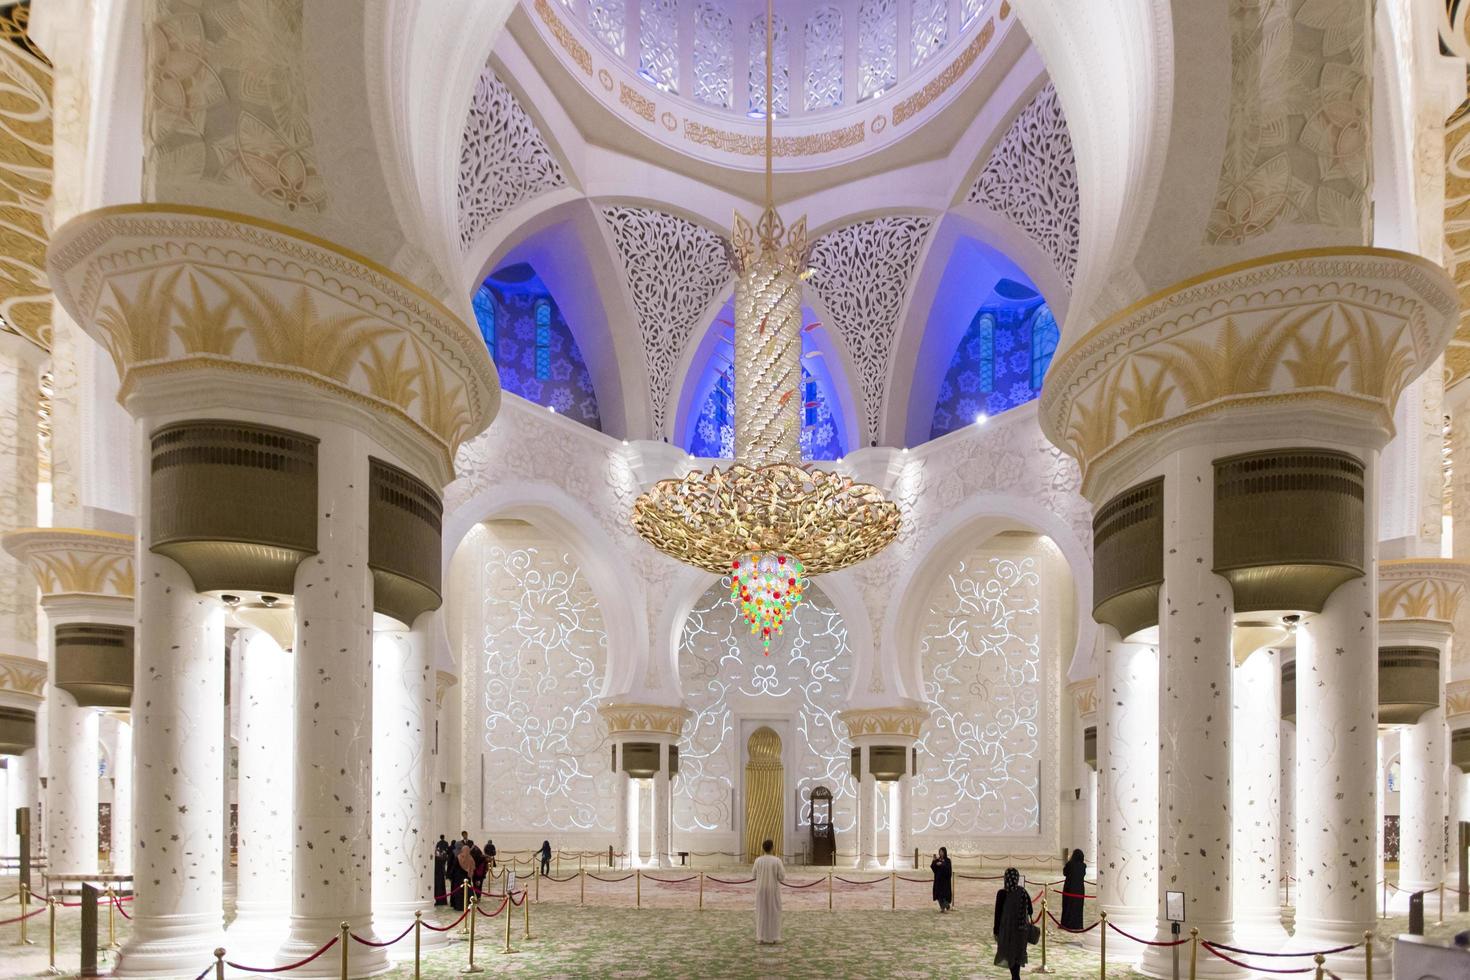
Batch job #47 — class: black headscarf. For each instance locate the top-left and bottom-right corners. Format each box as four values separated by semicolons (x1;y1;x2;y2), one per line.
1004;867;1021;890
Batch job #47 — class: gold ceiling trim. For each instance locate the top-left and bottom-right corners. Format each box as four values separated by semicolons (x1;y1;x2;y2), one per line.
893;18;996;126
0;1;51;353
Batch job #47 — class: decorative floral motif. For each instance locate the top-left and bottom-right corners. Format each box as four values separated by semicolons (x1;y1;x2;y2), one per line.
144;0;327;214
804;7;844;111
638;0;679;93
693;2;734;108
967;83;1078;287
599;206;731;436
807;216;934;446
747;12;790;117
1206;0;1370;244
1377;559;1470;623
676;581;857;834
858;0;898;100
3;528;135;598
457;64;568;253
0;8;53;351
910;0;948;68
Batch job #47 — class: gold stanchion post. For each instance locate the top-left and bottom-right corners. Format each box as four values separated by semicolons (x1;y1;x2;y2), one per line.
1099;910;1107;980
1364;930;1374;980
17;880;29;946
339;921;349;980
1313;953;1325;980
1381;879;1387;919
698;872;704;910
890;870;895;910
503;893;513;955
214;946;225;980
828;871;833;911
535;868;540;903
105;885;117;949
460;881;472;935
636;869;642;909
1034;898;1052;973
1188;927;1198;980
580;867;585;906
463;897;483;974
413;910;422;980
1438;882;1444;924
46;897;57;975
523;884;532;940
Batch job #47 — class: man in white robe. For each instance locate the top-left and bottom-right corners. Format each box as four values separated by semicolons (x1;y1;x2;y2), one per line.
753;838;785;944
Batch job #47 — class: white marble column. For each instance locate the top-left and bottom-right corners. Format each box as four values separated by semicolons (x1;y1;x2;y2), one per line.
11;747;33;856
652;741;672;868
280;433;386;976
616;767;634;867
110;716;133;877
856;746;879;870
1295;572;1382;976
1144;448;1239;979
371;623;443;950
229;628;294;947
1280;718;1296;914
1393;700;1448;910
45;685;98;877
1232;647;1288;948
893;773;912;869
1095;633;1158;958
116;546;227;978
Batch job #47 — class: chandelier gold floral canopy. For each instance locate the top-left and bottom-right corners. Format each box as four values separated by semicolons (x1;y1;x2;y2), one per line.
632;0;901;651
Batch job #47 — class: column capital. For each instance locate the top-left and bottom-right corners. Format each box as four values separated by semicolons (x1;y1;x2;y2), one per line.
2;527;134;615
46;204;500;486
0;652;44;712
1377;557;1470;624
1040;248;1458;501
435;669;457;709
838;705;928;742
1067;678;1097;721
597;701;692;738
1448;679;1470;727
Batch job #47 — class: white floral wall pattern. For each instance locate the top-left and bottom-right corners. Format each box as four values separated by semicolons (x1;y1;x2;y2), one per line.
914;551;1043;836
599;206;732;436
478;525;617;833
804;6;845;111
457;64;568;252
807;215;934;447
693;2;734;108
675;581;856;835
966;83;1079;287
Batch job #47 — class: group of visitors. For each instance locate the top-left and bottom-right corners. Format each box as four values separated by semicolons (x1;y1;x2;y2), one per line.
433;831;498;909
753;839;1088;979
432;834;556;909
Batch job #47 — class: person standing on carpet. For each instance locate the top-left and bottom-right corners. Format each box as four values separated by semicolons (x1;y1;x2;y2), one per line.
993;867;1032;980
753;838;786;944
930;847;953;912
1061;849;1087;930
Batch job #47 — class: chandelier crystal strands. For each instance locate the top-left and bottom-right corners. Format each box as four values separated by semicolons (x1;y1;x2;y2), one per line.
632;0;901;652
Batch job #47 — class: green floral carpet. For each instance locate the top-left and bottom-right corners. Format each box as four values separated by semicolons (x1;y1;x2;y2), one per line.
0;870;1465;978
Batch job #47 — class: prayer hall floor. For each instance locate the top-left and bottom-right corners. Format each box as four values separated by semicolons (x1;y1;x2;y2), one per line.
1;871;1467;978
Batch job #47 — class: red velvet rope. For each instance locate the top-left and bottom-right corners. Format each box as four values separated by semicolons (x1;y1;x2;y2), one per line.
586;873;637;883
193;966;212;980
0;905;45;926
643;874;699;884
1105;921;1189;947
705;875;757;885
475;897;512;918
1200;942;1316;974
544;874;580;882
895;875;931;883
1203;939;1360;958
1045;910;1100;933
421;906;471;933
832;876;882;886
780;878;827;889
1057;891;1097;899
225;935;339;974
112;893;133;920
955;873;1005;880
349;921;416;948
509;890;528;907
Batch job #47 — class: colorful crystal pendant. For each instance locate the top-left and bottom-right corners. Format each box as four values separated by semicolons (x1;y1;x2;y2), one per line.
730;552;806;653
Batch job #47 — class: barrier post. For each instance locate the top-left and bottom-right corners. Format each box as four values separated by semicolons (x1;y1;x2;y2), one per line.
1381;879;1387;919
1034;898;1052;973
580;867;585;906
463;897;483;974
414;910;422;980
105;885;117;949
17;880;28;945
214;946;225;980
503;891;513;955
1098;910;1107;980
1188;927;1198;980
828;871;833;911
890;870;896;910
1313;953;1325;980
1437;882;1444;925
339;921;349;980
46;897;57;975
1363;930;1374;980
636;869;642;909
913;846;919;870
535;868;540;903
698;872;704;910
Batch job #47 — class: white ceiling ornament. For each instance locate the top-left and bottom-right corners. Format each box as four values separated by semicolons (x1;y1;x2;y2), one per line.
807;215;935;446
599;206;732;436
457;65;569;253
966;82;1079;287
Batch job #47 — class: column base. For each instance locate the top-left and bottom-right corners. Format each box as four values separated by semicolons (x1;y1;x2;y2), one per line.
1231;910;1290;953
856;855;881;871
224;911;290;966
115;911;225;979
1138;922;1247;980
279;915;390;977
654;855;673;870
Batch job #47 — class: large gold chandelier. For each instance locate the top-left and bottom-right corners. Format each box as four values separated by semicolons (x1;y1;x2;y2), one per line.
632;0;900;651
